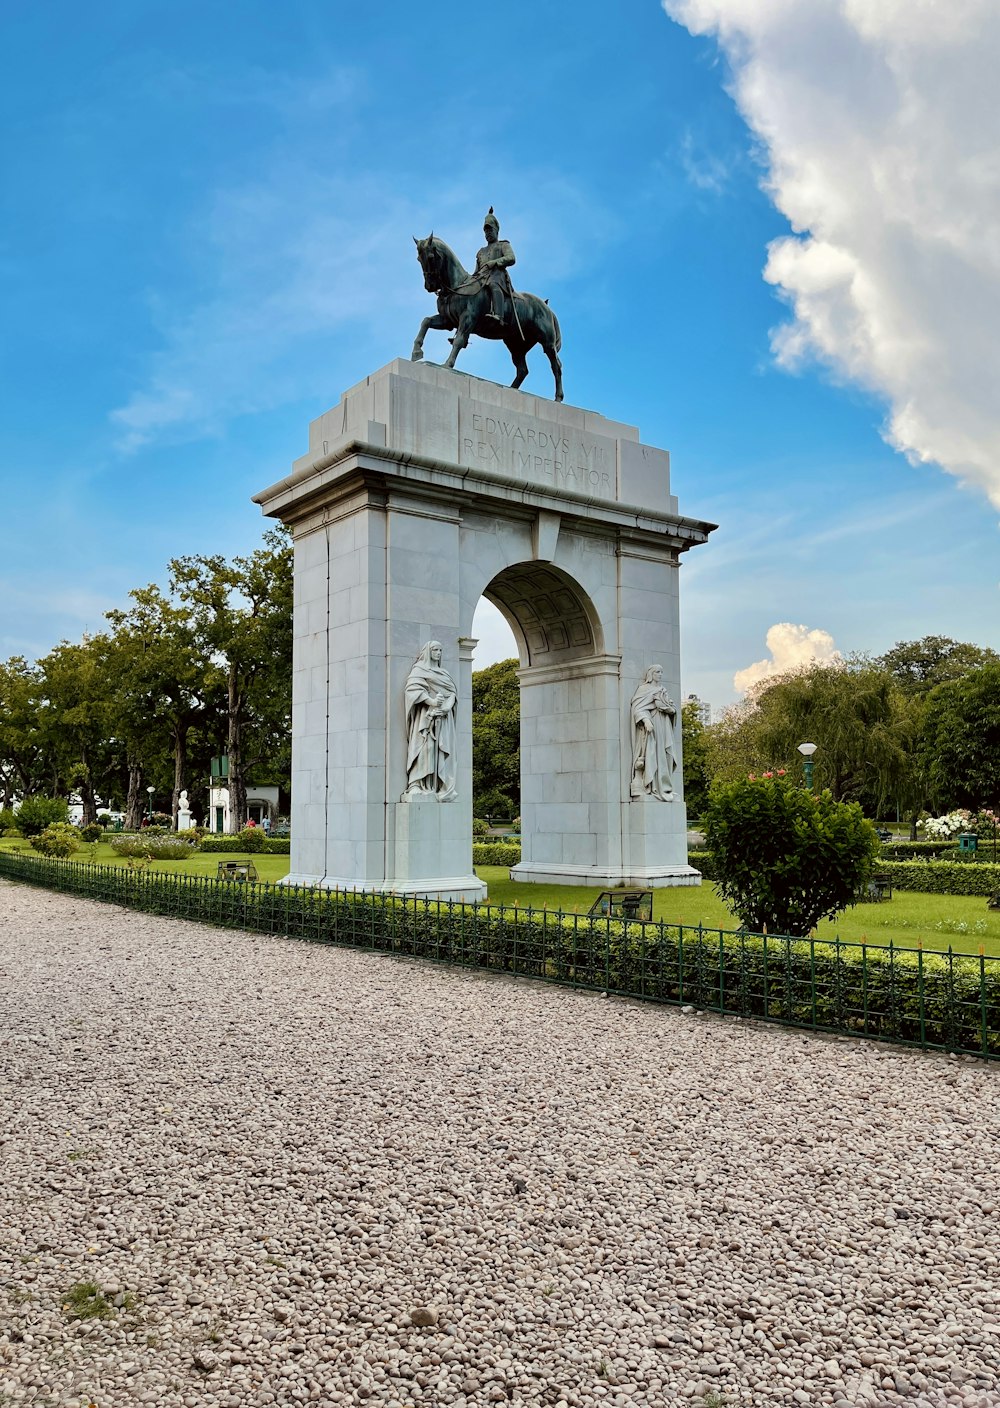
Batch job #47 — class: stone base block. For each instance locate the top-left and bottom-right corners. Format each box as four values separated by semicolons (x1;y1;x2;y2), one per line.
281;872;487;902
509;861;702;888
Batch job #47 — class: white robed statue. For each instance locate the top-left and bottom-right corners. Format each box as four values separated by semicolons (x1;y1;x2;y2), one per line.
629;664;677;801
404;641;458;800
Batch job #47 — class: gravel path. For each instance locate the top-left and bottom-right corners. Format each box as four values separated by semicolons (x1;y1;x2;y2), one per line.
1;879;999;1408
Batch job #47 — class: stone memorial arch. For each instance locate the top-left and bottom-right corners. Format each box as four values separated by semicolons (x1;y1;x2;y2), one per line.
256;358;715;900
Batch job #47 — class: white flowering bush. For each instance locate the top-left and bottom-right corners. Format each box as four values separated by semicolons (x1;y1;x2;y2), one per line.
918;810;973;839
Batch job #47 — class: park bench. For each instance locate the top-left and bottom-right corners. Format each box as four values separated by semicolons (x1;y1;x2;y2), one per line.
217;860;259;883
588;890;654;922
860;872;893;902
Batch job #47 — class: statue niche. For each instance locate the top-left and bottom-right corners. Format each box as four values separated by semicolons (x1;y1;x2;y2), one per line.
403;641;458;801
629;665;677;802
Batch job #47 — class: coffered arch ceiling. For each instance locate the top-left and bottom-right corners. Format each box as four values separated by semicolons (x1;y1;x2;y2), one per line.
483;562;603;667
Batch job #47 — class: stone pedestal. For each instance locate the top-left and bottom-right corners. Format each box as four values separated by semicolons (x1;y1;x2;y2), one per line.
392;794;483;898
255;359;715;897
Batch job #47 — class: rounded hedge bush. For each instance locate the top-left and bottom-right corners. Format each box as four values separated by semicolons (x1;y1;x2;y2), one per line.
703;774;879;937
30;822;81;858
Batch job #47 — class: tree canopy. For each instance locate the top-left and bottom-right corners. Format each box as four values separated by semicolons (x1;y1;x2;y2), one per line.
471;657;520;817
923;662;1000;812
0;530;292;831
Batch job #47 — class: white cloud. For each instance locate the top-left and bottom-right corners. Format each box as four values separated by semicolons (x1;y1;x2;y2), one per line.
733;621;841;693
662;0;1000;508
678;129;737;194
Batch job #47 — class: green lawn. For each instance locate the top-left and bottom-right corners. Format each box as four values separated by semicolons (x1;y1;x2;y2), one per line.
473;867;1000;958
0;836;292;886
2;837;997;958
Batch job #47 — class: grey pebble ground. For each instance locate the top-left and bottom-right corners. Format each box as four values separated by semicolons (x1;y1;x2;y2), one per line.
1;879;998;1408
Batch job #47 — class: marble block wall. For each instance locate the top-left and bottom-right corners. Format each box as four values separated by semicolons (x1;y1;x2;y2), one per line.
256;359;715;896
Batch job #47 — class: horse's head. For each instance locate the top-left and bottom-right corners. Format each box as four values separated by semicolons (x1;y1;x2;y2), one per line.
413;233;444;293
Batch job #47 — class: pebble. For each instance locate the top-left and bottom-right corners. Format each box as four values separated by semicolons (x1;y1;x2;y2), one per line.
1;880;998;1408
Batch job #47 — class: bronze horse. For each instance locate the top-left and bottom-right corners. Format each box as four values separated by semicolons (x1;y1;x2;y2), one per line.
411;235;564;401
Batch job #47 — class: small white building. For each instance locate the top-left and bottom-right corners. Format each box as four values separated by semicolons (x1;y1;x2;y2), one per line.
207;784;280;834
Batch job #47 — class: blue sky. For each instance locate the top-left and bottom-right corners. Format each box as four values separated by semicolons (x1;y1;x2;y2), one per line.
3;0;998;711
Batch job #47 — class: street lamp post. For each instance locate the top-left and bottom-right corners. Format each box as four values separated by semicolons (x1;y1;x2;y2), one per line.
797;742;817;792
146;785;155;824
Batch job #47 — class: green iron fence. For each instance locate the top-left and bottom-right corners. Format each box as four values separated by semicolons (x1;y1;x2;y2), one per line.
1;850;996;1059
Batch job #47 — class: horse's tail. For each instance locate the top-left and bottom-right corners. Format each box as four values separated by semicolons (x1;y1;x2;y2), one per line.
551;309;562;354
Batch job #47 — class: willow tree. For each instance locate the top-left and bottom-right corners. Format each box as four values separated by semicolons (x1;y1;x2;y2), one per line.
705;662;913;814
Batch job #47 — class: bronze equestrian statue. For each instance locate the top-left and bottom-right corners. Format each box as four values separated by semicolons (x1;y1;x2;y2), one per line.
411;208;564;402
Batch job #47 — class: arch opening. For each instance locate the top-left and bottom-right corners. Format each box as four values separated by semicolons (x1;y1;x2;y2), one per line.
481;562;604;668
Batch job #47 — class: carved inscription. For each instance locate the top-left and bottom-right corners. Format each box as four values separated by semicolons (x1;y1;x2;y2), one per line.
458;403;616;498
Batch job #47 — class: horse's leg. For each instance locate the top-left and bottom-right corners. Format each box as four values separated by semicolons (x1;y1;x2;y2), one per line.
545;342;564;402
411;313;451;362
508;341;530;390
443;318;472;369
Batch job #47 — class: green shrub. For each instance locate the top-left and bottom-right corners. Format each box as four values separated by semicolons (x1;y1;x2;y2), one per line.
198;835;290;854
472;817;490;838
686;849;716;881
30;823;81;858
96;813;113;827
476;788;516;820
15;795;69;837
703;775;879;937
238;825;267;852
0;806;18;836
110;835;195;861
879;859;1000;898
79;823;104;843
473;841;521;866
879;840;955;860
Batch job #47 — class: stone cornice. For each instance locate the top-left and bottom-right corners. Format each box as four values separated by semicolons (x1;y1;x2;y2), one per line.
255;439;716;554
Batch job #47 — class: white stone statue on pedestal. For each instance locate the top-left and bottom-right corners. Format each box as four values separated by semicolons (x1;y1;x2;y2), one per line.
629;665;677;801
403;641;457;801
177;788;193;831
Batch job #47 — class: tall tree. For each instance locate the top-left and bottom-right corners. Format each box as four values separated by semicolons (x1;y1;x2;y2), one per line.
681;699;711;819
0;658;45;805
878;635;999;695
922;662;1000;812
34;636;116;825
106;586;217;827
471;656;521;815
170;530;292;831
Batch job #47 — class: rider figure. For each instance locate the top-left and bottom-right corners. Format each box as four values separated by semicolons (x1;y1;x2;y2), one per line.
474;207;515;323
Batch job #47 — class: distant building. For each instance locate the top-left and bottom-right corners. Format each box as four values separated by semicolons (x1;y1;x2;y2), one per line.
685;693;712;726
207;783;280;835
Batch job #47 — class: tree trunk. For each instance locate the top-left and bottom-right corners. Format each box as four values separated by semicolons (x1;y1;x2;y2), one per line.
227;678;247;833
80;779;98;827
125;757;144;831
908;809;920;841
